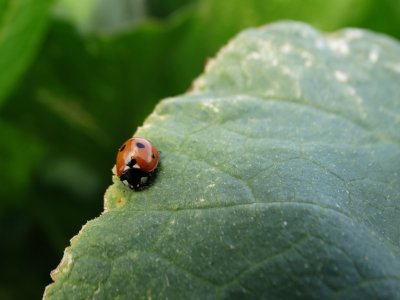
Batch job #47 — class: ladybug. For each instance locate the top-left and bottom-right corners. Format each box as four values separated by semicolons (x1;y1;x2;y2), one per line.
116;137;159;190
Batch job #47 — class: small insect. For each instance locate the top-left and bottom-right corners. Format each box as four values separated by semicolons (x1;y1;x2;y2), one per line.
116;137;159;190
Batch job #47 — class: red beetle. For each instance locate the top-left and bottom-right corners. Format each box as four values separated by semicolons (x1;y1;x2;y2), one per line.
116;137;159;190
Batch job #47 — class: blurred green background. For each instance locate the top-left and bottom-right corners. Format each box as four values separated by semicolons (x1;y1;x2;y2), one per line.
0;0;399;298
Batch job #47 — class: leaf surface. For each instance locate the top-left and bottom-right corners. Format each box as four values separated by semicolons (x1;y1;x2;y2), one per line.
44;22;400;299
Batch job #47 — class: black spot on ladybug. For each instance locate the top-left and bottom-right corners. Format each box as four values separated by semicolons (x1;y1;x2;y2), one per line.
119;144;126;152
152;153;155;159
136;142;145;148
128;158;137;168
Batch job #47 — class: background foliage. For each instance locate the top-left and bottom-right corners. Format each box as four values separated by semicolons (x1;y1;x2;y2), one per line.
0;0;399;299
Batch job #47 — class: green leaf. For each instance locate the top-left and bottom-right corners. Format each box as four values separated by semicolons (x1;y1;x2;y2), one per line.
44;21;400;298
0;0;51;107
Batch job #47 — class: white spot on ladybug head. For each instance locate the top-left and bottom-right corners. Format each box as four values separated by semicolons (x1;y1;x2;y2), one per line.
140;176;148;184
